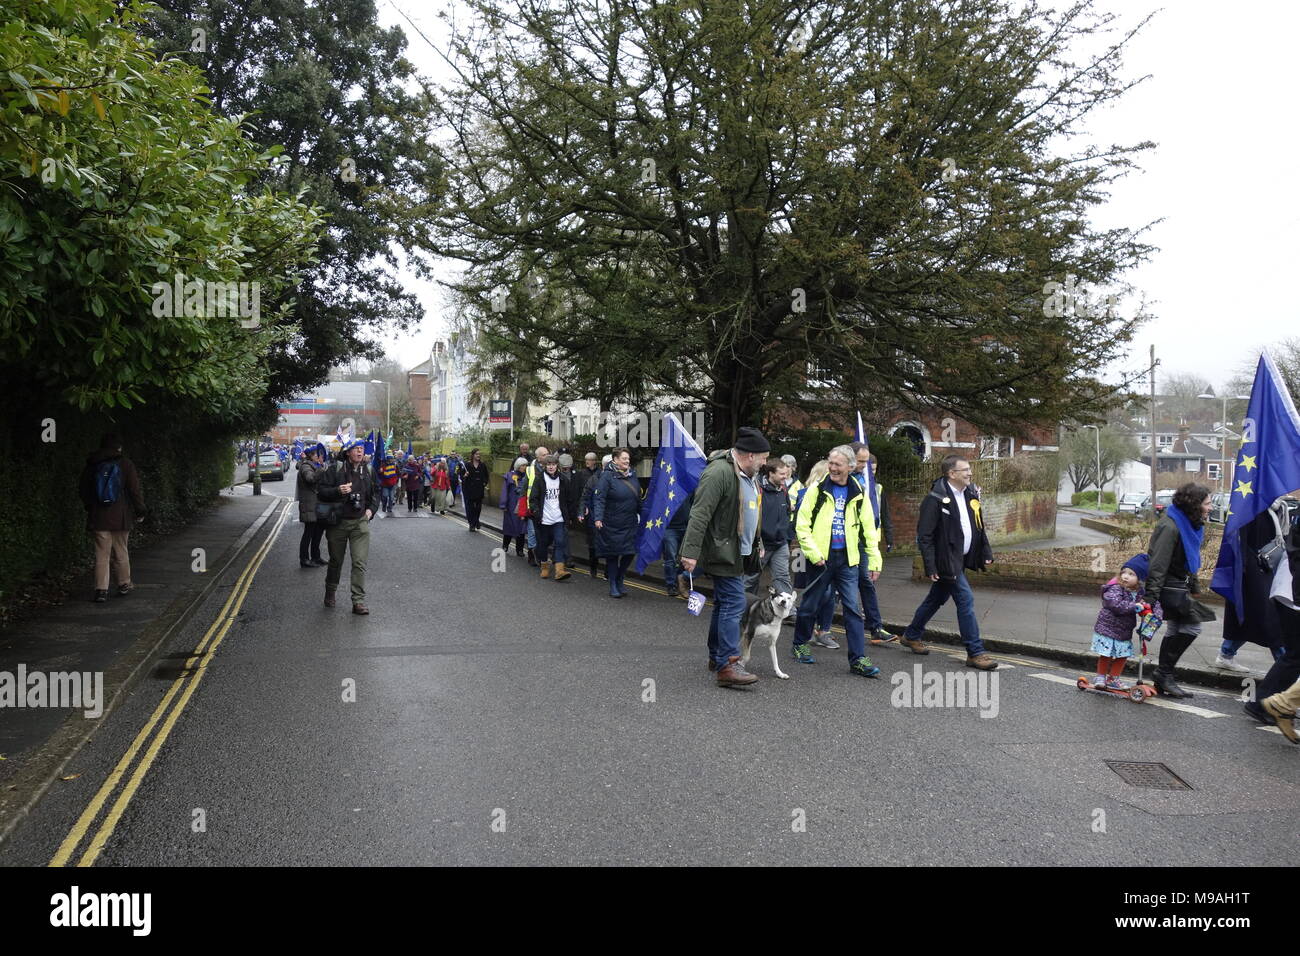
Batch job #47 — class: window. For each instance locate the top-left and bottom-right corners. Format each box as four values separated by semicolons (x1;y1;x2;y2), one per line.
1207;462;1221;481
1184;459;1200;472
807;360;833;389
978;436;1012;459
1157;434;1174;449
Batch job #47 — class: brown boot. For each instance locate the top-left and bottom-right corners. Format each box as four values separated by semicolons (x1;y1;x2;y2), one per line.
965;653;998;671
553;562;570;581
324;588;336;608
1263;695;1300;744
716;656;758;687
899;635;929;655
540;561;551;579
352;603;369;615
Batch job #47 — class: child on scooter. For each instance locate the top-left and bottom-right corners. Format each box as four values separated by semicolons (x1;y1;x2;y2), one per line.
1090;554;1160;689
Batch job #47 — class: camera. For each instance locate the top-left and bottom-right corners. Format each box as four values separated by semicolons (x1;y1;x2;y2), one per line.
348;491;363;510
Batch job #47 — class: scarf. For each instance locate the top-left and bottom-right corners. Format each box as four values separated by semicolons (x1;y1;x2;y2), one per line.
1165;502;1204;575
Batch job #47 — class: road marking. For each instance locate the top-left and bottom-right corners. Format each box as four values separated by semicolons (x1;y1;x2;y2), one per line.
1027;672;1228;717
50;500;292;867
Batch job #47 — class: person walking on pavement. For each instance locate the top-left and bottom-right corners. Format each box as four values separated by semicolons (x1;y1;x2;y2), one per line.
900;455;998;670
577;452;604;579
789;445;883;678
460;447;490;532
523;445;550;558
745;461;796;595
499;456;530;557
1146;482;1217;698
592;447;641;597
79;432;146;603
297;444;328;568
679;427;770;686
317;439;380;615
529;454;575;580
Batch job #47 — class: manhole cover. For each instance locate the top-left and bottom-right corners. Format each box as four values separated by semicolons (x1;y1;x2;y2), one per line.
1104;760;1193;791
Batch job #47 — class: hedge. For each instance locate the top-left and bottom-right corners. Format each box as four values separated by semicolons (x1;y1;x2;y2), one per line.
1071;490;1118;507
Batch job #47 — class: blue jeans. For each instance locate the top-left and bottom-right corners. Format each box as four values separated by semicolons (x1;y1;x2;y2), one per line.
536;520;568;563
380;486;394;511
858;557;882;631
793;549;866;663
816;588;835;631
903;571;985;656
526;518;537;550
708;575;748;668
1221;637;1285;663
662;527;684;589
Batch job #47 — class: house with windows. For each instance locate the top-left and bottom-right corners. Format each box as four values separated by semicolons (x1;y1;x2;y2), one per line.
1137;424;1236;491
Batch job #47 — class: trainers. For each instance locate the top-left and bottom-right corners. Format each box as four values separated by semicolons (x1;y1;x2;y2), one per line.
1215;655;1251;673
965;653;999;671
1090;674;1107;688
792;643;816;664
116;582;134;596
810;629;839;649
849;657;881;678
869;628;900;646
1104;676;1126;690
899;635;929;655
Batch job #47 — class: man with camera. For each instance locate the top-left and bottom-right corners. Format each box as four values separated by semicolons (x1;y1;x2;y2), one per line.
317;439;381;614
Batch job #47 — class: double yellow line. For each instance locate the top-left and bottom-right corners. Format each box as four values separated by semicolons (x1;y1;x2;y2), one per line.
49;501;292;867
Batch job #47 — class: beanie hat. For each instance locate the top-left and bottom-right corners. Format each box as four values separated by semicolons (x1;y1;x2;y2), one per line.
1122;554;1150;580
734;426;771;453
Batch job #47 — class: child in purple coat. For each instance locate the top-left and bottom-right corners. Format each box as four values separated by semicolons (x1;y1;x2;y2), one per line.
1090;554;1160;689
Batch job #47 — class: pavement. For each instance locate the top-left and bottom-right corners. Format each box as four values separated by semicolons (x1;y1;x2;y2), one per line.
1;494;1297;867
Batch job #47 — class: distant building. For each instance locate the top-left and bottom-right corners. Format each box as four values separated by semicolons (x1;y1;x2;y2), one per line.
407;340;477;439
268;381;385;444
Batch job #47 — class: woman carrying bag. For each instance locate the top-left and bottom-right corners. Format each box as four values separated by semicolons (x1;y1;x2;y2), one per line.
1146;482;1217;698
499;456;531;560
296;444;328;568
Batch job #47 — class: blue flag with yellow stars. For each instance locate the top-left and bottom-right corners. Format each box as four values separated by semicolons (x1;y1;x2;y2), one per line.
635;413;707;574
1211;352;1300;623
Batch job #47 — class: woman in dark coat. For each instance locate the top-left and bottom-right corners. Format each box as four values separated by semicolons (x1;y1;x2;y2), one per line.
592;447;641;597
1145;482;1215;698
296;445;327;568
498;457;530;557
460;448;491;532
402;459;424;513
1220;498;1299;665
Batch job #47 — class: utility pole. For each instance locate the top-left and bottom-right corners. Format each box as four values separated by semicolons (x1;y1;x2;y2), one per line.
1149;344;1158;510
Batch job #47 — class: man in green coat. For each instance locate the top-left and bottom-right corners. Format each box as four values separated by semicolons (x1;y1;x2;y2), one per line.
679;427;770;687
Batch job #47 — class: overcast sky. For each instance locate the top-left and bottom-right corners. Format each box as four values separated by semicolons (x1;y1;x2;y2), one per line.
372;0;1298;396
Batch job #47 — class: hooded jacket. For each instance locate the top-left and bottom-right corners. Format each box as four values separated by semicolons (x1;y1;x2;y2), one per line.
79;447;146;532
679;449;763;578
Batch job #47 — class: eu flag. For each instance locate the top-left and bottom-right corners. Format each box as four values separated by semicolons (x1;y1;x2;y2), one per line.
1211;352;1300;623
635;413;707;574
373;431;385;482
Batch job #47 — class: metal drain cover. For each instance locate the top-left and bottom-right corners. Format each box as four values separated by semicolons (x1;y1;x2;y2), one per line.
1104;760;1193;791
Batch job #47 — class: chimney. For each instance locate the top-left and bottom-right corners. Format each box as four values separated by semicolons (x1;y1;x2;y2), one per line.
1178;425;1190;450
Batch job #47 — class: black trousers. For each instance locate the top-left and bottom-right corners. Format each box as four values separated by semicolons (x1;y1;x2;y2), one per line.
299;521;325;561
502;532;525;554
465;495;484;529
1258;606;1300;699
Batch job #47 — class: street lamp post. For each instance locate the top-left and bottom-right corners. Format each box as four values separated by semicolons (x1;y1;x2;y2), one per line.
370;380;391;440
1083;424;1102;510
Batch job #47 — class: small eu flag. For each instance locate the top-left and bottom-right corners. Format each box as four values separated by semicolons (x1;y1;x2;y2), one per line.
1210;352;1300;624
635;413;707;574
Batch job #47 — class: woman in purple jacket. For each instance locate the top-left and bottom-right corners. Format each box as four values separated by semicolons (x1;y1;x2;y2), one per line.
1090;554;1161;689
499;457;530;558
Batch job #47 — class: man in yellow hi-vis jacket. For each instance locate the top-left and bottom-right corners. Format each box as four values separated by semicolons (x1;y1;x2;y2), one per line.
790;444;883;678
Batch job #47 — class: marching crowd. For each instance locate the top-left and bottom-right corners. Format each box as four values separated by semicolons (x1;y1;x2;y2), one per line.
76;425;1300;739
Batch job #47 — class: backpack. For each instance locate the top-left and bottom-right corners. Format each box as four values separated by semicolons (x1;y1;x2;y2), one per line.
95;460;122;505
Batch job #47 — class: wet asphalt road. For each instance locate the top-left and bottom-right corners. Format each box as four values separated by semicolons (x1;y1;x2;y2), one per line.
4;501;1299;866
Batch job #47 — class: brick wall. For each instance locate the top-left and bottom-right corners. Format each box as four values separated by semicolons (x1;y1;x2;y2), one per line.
408;372;431;440
887;489;1057;552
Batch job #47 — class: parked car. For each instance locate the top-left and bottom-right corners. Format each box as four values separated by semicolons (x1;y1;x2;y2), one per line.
1117;492;1149;514
1152;489;1175;517
1209;491;1231;523
249;450;285;481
